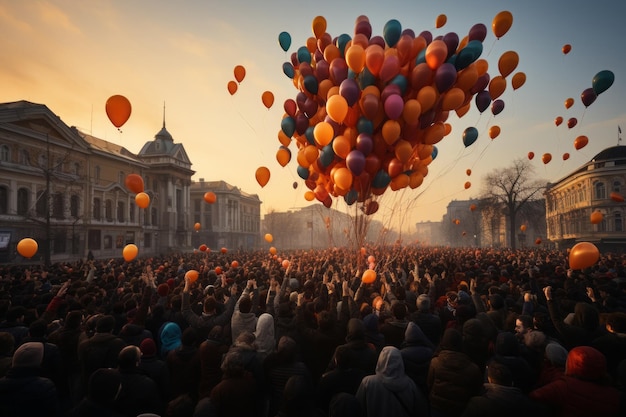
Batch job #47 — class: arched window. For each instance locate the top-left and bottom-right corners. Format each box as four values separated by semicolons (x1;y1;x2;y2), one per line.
613;180;621;193
0;186;7;214
70;195;80;218
93;198;101;220
105;200;113;222
595;182;606;200
17;188;29;215
53;192;65;219
117;201;125;222
0;145;9;162
19;149;30;165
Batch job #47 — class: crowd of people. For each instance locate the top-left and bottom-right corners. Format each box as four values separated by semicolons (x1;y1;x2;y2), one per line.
0;245;625;417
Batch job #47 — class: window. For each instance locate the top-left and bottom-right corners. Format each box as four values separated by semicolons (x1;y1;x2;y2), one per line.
103;235;113;249
93;198;101;220
38;153;48;168
0;145;8;162
0;186;7;214
17;188;29;215
95;166;101;182
88;230;101;250
105;200;113;222
119;171;125;185
151;207;158;226
129;203;135;223
53;192;64;219
117;201;125;222
615;213;623;232
19;149;30;165
613;181;621;193
72;162;80;175
70;195;79;218
36;190;48;217
595;182;606;200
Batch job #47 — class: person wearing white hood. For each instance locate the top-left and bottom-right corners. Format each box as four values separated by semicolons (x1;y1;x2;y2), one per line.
356;345;428;417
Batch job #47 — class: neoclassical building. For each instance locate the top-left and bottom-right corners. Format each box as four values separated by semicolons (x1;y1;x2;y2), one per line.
0;100;260;264
545;145;626;251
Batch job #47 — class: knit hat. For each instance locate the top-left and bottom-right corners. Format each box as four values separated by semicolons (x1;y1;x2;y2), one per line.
140;338;157;358
12;342;44;368
545;342;568;367
157;283;170;297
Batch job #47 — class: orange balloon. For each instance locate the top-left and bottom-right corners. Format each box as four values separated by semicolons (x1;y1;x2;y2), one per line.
498;51;519;78
417;86;437;112
535;238;542;245
234;65;246;83
124;174;144;194
362;269;377;284
562;44;571;55
220;247;228;254
17;238;38;259
542;153;552;164
567;118;577;129
435;14;447;28
304;190;315;201
185;269;199;284
122;243;138;262
489;125;501;139
199;244;208;252
569;242;600;270
194;222;201;231
492;10;513;39
346;44;366;74
520;224;527;232
231;260;239;269
255;166;271;187
215;266;223;274
441;88;465;111
590;211;603;224
528;152;535;160
470;204;477;211
105;95;132;128
562;153;570;161
488;76;507;100
135;192;150;209
204;192;216;204
511;72;526;90
276;147;291;167
227;81;238;95
265;233;273;243
312;15;327;38
326;95;349;123
282;259;290;269
262;91;275;109
555;116;563;127
269;246;277;255
464;181;471;189
610;192;625;203
574;135;588;150
314;122;334;147
425;40;448;70
466;169;472;176
564;98;574;109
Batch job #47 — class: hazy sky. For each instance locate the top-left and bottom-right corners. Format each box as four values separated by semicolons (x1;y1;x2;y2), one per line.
1;0;624;233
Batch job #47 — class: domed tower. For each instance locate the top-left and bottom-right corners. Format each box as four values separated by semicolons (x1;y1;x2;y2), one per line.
138;105;195;252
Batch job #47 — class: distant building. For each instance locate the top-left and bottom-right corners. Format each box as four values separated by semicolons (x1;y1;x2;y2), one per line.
414;220;444;246
545;145;626;251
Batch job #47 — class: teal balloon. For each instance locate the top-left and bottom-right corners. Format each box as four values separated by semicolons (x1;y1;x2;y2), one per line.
336;34;352;56
357;67;376;89
357;117;374;135
415;49;426;66
431;146;438;160
463;127;479;147
305;126;315;145
592;70;615;95
281;116;296;138
390;74;408;95
303;75;319;94
297;165;309;180
297;46;311;64
282;62;295;79
344;189;358;205
278;31;291;52
319;145;335;167
383;19;402;47
372;170;391;188
455;40;483;70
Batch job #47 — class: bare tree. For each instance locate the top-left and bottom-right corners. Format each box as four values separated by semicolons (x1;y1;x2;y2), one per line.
481;158;546;249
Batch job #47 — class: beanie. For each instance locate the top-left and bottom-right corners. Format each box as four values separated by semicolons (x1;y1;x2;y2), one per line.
545;342;568;367
12;342;44;368
157;283;170;297
139;338;157;358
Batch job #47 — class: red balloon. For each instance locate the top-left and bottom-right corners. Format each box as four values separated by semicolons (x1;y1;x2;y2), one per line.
125;174;144;194
203;192;216;204
610;192;625;202
105;95;132;128
527;152;535;160
574;135;588;150
567;118;577;129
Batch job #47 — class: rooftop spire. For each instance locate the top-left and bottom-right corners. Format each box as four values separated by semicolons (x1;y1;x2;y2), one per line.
162;101;166;129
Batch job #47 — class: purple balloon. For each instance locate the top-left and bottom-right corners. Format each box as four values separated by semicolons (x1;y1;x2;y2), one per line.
475;90;492;113
339;79;360;107
419;109;436;129
329;58;348;85
302;98;318;118
491;99;505;116
379;55;400;83
581;87;597;107
346;150;366;176
315;59;329;81
296;92;307;111
435;63;458;92
290;52;298;67
369;35;386;48
418;30;433;44
295;113;309;135
442;32;459;59
356;133;374;156
314;49;324;63
384;94;404;120
381;84;402;103
470;73;490;95
468;23;487;42
355;20;372;39
401;28;416;38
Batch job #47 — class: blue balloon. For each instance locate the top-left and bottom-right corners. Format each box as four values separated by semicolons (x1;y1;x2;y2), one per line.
372;170;391;189
281;116;296;137
297;165;309;180
336;34;352;56
415;48;427;66
356;117;374;135
319;145;335;167
463;127;479;147
282;62;295;79
297;46;311;64
592;70;615;95
455;40;483;70
357;67;376;89
431;146;438;160
344;189;358;205
303;75;318;95
305;126;316;145
390;74;408;95
383;19;402;47
278;31;291;52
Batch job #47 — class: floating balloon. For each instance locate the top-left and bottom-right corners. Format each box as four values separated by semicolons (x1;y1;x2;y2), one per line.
199;244;208;252
511;72;526;90
234;65;246;83
528;152;534;160
185;269;199;284
542;153;552;164
464;181;471;189
220;247;228;254
463;127;479;147
135;192;150;209
255;166;271;187
535;238;542;245
562;153;570;161
123;244;138;262
562;44;571;55
105;95;132;128
567;118;577;129
265;233;273;243
492;10;513;39
466;169;472;176
269;246;277;255
470;204;477;211
262;91;275;109
564;98;574;109
555;116;563;127
231;260;239;268
435;14;447;28
227;81;237;95
362;269;377;284
489;125;501;139
292;181;298;189
17;238;38;259
592;70;615;95
611;192;625;202
574;135;588;150
194;222;201;231
520;224;527;232
282;259;290;269
204;192;216;204
498;51;518;78
312;15;327;38
590;211;603;224
569;242;600;270
491;99;505;116
125;174;144;194
580;88;597;107
278;31;292;52
215;266;223;274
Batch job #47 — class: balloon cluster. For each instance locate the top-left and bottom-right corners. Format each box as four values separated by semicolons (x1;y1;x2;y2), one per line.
277;13;518;212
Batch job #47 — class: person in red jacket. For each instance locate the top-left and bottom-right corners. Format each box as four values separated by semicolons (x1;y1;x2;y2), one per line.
529;345;621;417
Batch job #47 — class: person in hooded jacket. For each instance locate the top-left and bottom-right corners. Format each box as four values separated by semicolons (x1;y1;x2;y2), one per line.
326;318;378;376
356;345;428;417
529;345;621;417
488;331;534;393
166;326;201;403
400;321;434;400
254;312;276;362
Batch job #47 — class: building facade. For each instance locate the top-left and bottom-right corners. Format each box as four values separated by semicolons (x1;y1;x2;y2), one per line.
545;146;626;251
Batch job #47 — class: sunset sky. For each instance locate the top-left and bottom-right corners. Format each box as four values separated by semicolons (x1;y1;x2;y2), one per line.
1;0;624;233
